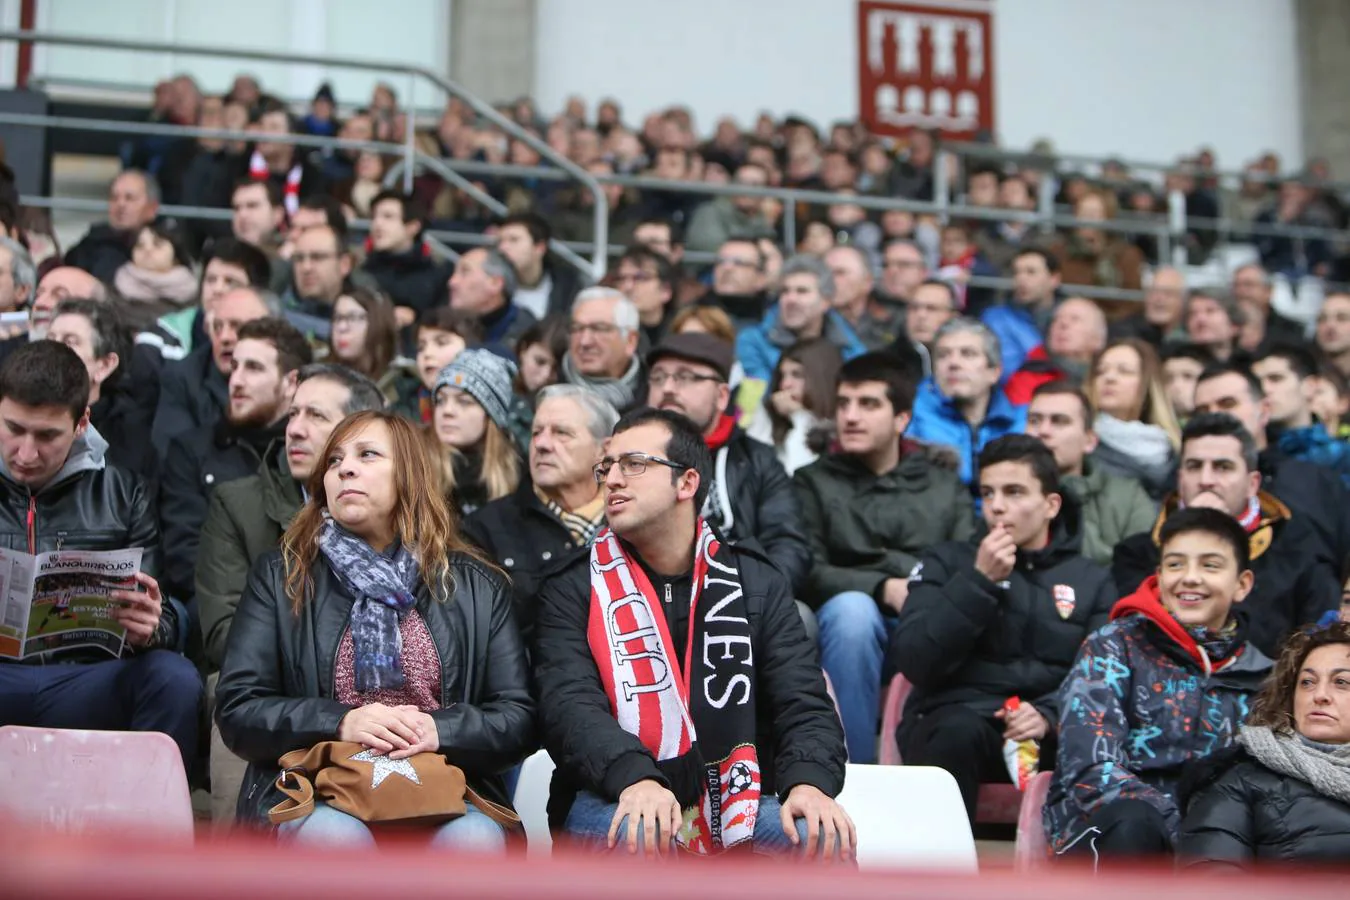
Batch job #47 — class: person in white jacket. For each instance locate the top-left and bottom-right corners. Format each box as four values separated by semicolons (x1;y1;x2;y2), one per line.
745;337;842;475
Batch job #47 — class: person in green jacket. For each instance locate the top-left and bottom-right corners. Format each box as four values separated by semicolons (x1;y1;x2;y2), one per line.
196;362;383;828
793;351;976;763
1025;381;1157;567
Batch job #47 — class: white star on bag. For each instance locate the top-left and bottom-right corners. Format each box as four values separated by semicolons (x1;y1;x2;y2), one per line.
349;748;422;789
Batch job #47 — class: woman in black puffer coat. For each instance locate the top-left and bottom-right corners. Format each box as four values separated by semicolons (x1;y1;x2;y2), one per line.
1179;620;1350;869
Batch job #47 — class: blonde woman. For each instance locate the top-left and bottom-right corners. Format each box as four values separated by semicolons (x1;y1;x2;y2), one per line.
433;349;524;517
1085;338;1181;500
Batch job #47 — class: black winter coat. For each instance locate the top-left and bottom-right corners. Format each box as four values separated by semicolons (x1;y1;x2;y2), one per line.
533;539;844;827
65;223;134;283
1261;449;1350;566
90;382;158;485
360;244;452;315
152;345;229;457
215;550;536;825
1179;748;1350;869
888;496;1116;727
707;429;812;595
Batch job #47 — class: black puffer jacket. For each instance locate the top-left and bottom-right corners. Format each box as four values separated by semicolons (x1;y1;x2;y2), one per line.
64;223;134;283
887;494;1116;726
215;550;536;825
533;538;844;828
360;243;452;315
152;344;229;457
1179;747;1350;869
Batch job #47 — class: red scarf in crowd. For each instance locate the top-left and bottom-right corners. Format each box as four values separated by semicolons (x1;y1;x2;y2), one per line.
249;150;303;217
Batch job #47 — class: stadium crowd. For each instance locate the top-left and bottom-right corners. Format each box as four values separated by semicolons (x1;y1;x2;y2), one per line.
0;71;1348;867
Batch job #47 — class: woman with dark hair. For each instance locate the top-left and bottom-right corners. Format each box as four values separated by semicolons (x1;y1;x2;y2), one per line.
1179;622;1350;868
329;286;399;386
1085;338;1181;500
114;220;198;317
506;316;568;448
390;307;484;424
215;410;535;846
744;338;841;475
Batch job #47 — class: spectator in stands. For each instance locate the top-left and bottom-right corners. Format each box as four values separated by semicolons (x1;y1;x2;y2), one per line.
1004;297;1107;405
462;385;615;638
328;286;398;390
934;222;998;315
216;410;533;846
561;287;645;412
1110;266;1187;347
825;244;900;350
65;170;161;283
0;341;199;765
0;236;34;318
891;435;1115;820
161;235;270;357
392;308;481;425
230;178;285;257
433;348;523;518
1253;345;1350;485
113;221;197;321
745;338;841;475
47;299;154;481
645;332;811;593
450;247;534;353
179;97;250;249
890;127;936;200
1052;188;1145;292
1178;621;1350;869
737;255;865;384
514;316;567;402
1231;263;1305;353
908;317;1026;487
613;246;676;346
23;268;103;345
534;407;851;858
1046;508;1274;863
283;224;351;342
1113;413;1339;655
705;236;773;333
797;351;974;763
198;363;383;825
495;213;585;321
300;83;336;137
1193;362;1350;568
899;277;958;377
360;190;452;323
240;98;327;216
632;217;702;307
973;172;1037;274
1185;287;1245;364
877;238;928;309
1310;364;1350;442
1162;343;1211;422
1085;338;1180;500
1026;382;1156;566
1315;292;1350;381
152;285;279;455
683;162;776;256
1254;179;1336;278
981;248;1060;375
161;317;310;605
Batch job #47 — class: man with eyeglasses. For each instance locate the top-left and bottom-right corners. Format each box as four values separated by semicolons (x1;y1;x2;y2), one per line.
534;406;853;860
562;287;646;412
614;246;677;347
281;224;352;342
705;236;772;333
877;238;928;308
646;332;811;595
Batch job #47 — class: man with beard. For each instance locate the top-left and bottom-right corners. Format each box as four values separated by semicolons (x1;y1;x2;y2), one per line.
645;332;811;595
159;317;311;605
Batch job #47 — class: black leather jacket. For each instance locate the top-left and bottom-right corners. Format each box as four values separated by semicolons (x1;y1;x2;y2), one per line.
215;550;537;825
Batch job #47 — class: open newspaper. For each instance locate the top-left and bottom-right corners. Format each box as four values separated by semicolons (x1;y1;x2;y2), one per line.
0;547;143;660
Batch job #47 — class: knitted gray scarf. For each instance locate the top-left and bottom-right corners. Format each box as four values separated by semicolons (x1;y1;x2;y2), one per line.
1239;724;1350;804
561;352;642;411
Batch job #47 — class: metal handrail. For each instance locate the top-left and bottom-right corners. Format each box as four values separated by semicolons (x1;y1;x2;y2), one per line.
0;28;609;280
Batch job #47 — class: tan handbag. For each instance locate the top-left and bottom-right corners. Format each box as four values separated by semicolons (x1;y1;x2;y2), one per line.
267;741;520;831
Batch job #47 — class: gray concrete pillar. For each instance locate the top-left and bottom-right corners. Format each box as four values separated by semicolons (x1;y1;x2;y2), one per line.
449;0;535;105
1295;0;1350;177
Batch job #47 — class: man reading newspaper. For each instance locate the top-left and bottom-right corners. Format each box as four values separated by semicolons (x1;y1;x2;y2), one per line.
0;342;200;767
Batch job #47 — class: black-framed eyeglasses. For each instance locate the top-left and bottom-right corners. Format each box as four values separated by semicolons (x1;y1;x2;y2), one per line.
648;369;723;388
593;451;688;484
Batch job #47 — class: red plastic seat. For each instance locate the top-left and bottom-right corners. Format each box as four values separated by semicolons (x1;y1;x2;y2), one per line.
0;726;193;842
1014;770;1054;870
878;673;1023;825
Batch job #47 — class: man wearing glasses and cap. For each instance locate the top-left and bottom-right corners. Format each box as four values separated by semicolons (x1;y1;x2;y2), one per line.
533;406;853;860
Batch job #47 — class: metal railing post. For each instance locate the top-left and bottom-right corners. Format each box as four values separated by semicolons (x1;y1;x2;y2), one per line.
403;71;417;194
1167;188;1187;267
1036;173;1056;235
934;149;950;222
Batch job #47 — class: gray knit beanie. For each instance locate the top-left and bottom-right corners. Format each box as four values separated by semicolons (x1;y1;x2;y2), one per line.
433;348;518;432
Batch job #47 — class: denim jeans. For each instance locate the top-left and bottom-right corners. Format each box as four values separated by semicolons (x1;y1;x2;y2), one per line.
564;790;820;857
278;800;507;852
816;590;898;764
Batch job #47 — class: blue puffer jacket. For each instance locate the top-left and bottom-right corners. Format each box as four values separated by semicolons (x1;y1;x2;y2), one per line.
735;307;867;383
906;378;1027;485
981;302;1050;375
1274;425;1350;488
1043;577;1273;854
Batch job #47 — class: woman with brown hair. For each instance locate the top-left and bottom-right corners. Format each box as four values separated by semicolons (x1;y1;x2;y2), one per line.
1180;621;1350;868
328;286;398;385
744;338;842;475
215;411;535;847
1085;337;1181;500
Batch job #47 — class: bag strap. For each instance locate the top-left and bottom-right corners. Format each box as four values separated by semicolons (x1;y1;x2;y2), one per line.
466;786;521;831
267;767;317;825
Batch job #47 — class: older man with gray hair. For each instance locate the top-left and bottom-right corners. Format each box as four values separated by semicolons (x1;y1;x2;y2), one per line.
0;236;34;318
908;316;1027;485
448;245;534;350
463;383;618;636
66;169;161;282
736;253;868;383
562;286;645;411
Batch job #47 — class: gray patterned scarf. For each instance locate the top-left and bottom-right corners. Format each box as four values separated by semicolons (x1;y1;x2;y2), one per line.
319;518;421;692
1239;725;1350;805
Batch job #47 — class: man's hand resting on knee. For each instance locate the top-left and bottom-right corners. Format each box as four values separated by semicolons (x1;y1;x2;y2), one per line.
781;784;856;861
610;779;682;856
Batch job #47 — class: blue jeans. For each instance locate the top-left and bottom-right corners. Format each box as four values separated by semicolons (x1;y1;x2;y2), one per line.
817;590;897;764
565;790;826;858
0;649;203;768
278;800;507;852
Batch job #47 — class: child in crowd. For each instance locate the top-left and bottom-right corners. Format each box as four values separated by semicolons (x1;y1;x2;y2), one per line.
391;307;483;424
113;221;197;319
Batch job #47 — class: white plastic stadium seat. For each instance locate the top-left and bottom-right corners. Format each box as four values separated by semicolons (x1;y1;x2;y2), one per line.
512;748;556;857
837;763;978;872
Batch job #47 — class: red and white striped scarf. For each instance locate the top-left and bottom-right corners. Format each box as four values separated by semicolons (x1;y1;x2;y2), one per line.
587;521;760;854
249;150;303;217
